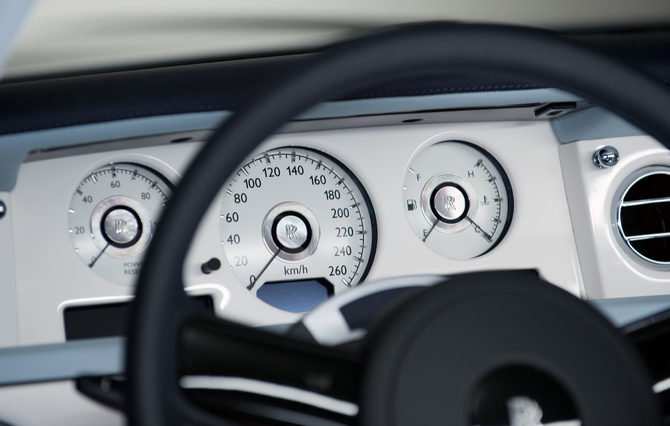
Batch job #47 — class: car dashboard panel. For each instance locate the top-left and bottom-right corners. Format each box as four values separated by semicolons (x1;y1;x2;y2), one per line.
7;118;584;345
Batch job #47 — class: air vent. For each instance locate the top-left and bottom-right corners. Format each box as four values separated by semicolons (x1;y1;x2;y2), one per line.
617;169;670;265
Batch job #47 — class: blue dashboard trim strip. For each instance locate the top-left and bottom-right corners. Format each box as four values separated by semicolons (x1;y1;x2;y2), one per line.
0;337;124;386
551;106;645;143
0;88;578;191
590;295;670;327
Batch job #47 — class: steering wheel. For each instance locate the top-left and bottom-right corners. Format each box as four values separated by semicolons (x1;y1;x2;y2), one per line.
126;23;670;426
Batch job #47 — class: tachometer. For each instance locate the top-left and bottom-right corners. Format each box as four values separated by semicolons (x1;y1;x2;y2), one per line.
220;147;376;313
404;140;513;259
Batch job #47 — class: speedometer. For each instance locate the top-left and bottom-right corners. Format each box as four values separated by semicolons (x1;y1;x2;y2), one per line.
220;147;377;313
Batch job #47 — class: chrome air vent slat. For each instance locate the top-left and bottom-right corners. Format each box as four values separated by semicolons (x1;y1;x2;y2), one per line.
626;231;670;242
622;196;670;207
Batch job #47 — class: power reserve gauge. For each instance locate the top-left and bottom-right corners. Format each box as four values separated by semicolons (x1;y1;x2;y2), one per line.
404;141;513;259
68;163;173;285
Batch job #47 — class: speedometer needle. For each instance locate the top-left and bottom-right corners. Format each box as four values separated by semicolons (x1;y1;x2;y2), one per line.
248;248;281;290
464;216;492;243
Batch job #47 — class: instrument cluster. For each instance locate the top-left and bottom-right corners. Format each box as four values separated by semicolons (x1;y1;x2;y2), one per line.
66;138;515;314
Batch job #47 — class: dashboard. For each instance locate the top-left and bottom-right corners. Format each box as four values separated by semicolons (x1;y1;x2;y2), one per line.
7;105;670;343
7;117;591;346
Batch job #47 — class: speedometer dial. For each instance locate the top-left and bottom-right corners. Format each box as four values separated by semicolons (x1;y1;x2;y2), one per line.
220;147;376;313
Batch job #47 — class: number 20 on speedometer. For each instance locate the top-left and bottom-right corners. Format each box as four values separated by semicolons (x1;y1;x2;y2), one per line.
219;147;377;312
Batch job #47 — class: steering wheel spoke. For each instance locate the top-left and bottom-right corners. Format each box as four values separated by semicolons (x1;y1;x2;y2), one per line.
179;316;362;425
181;317;362;401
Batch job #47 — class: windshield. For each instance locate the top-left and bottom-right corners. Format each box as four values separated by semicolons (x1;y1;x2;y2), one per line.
6;0;670;79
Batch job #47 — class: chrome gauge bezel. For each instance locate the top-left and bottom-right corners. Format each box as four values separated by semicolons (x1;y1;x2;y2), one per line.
219;146;378;310
420;173;478;233
262;202;321;263
90;196;153;258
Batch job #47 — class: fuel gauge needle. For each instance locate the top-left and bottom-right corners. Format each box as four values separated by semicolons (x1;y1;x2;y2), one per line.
422;219;439;242
248;248;281;290
465;216;493;243
88;243;110;268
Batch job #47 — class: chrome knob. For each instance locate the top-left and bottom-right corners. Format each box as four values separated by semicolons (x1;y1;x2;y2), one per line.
593;146;620;169
275;214;310;250
432;184;468;222
102;207;141;247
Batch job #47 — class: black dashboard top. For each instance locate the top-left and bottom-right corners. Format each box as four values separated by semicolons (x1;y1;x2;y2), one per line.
0;30;668;136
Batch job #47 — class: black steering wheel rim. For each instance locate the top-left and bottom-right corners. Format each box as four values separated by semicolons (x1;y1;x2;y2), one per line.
127;22;670;426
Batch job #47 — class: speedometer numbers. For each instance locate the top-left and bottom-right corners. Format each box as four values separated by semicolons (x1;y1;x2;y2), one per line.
220;147;376;313
404;141;513;259
69;163;173;285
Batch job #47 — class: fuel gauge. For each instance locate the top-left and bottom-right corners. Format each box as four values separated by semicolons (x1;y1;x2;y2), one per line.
404;141;513;259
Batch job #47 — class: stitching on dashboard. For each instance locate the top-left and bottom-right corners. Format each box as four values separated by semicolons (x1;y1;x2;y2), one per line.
334;83;546;101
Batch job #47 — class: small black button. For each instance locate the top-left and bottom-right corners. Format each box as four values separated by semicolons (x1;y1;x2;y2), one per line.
201;258;222;274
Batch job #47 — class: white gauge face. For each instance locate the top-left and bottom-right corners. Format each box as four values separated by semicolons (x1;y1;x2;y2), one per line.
404;141;513;259
220;147;376;313
69;163;173;285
